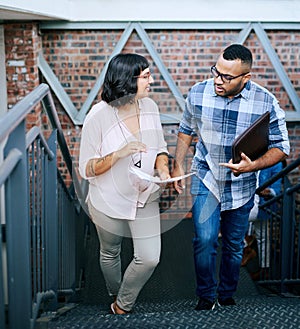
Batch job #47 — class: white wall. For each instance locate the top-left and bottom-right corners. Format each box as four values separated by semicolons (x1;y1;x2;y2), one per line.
69;0;300;22
0;0;300;22
0;0;71;20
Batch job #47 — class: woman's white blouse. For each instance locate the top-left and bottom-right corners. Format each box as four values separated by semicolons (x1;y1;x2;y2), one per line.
79;97;168;220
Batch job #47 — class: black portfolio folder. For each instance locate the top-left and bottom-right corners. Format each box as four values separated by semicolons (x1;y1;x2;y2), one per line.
232;112;270;164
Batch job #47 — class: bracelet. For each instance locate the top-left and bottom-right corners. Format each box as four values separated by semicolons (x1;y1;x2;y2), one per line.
157;152;169;157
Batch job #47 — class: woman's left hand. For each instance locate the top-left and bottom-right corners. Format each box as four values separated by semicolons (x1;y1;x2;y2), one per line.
156;168;171;183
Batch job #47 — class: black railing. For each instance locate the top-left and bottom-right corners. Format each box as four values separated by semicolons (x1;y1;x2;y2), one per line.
0;84;89;329
254;159;300;295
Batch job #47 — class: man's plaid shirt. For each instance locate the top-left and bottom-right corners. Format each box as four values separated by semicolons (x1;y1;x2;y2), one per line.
179;78;290;211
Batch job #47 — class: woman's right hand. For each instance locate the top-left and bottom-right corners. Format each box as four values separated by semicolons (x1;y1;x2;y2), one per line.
172;165;186;194
115;141;147;159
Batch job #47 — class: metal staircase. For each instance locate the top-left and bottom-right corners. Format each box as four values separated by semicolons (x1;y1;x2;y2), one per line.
1;84;300;329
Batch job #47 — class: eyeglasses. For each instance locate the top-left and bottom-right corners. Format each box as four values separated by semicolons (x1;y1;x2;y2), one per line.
133;71;152;80
211;66;249;83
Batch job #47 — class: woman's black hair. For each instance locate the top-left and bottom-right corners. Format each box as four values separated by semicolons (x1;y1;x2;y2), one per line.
223;44;253;68
101;53;149;107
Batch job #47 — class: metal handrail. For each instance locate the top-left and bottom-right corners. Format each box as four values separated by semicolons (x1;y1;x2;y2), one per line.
257;157;300;193
0;148;22;186
0;85;49;144
41;90;74;179
0;84;89;329
0;83;77;189
254;159;300;293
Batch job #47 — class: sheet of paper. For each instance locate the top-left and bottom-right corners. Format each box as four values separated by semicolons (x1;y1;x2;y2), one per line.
130;167;195;184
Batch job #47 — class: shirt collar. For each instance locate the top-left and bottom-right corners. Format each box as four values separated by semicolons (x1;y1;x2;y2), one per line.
239;80;251;100
211;80;251;101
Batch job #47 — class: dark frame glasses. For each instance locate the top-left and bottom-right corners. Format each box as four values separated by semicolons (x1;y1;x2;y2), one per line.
211;66;249;83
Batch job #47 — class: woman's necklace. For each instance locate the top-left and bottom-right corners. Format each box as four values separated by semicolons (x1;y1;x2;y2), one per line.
113;102;142;168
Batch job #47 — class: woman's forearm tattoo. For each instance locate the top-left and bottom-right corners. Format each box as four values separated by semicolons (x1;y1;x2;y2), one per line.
87;160;96;177
87;153;114;177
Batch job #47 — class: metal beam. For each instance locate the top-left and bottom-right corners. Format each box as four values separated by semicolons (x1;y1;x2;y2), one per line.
75;22;135;122
38;53;80;124
134;22;185;112
40;21;300;31
253;22;300;116
236;22;253;44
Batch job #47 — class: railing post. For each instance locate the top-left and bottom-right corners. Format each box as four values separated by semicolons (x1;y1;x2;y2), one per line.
44;130;59;311
0;225;5;329
280;176;294;294
44;130;58;311
5;120;31;329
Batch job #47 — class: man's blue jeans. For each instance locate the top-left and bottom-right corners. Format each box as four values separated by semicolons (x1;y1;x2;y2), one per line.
191;176;254;302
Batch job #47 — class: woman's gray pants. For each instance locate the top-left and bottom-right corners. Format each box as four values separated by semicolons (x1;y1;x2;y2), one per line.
88;198;161;312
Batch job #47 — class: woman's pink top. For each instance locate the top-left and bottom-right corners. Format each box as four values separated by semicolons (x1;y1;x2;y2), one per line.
79;97;168;220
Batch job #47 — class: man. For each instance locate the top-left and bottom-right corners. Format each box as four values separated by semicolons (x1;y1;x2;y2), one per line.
172;44;290;310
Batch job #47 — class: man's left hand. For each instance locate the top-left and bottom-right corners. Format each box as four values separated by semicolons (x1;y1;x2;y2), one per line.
219;152;254;176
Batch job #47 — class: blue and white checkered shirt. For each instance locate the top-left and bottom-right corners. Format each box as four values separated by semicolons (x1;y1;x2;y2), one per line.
179;79;290;211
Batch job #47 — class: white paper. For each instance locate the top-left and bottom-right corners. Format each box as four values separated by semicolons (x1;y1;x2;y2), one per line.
130;167;195;184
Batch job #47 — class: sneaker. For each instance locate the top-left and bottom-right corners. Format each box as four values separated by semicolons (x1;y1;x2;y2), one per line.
217;297;236;307
195;298;216;310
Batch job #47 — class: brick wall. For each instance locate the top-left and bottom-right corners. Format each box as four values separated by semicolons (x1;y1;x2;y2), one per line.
4;23;300;191
40;29;300;110
5;23;42;127
40;27;300;164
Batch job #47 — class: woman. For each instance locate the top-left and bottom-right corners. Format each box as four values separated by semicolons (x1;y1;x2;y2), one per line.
79;53;170;314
